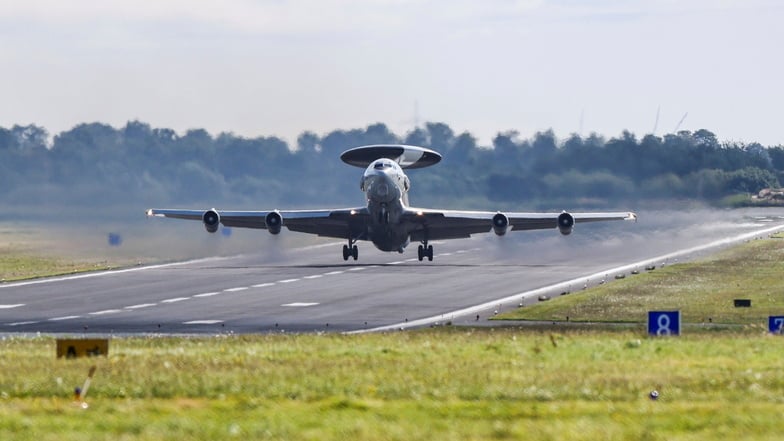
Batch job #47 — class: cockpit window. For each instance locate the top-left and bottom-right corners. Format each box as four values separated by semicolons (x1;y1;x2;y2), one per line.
373;161;393;169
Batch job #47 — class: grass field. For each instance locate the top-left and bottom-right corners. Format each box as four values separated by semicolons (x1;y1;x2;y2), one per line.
1;330;783;440
496;234;784;326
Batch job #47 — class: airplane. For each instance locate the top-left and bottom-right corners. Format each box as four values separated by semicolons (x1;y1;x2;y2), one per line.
146;144;637;261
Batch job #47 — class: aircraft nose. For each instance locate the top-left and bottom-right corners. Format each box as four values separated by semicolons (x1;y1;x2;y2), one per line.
364;172;397;202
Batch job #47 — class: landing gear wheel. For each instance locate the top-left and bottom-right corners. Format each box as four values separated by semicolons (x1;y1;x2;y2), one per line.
342;244;350;261
426;245;434;261
417;245;424;261
351;245;358;260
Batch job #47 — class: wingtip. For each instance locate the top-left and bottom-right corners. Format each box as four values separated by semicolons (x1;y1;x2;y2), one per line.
145;209;155;217
627;212;638;222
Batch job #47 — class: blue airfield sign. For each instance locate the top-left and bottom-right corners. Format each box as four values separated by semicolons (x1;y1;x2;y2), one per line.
768;316;784;334
648;311;681;336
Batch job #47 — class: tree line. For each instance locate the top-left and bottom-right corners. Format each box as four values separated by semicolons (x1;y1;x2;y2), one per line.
1;121;782;220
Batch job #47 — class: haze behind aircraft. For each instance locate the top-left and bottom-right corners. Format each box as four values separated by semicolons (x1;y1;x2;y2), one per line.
146;145;637;261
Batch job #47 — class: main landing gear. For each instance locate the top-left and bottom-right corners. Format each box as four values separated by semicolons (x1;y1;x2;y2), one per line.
342;239;358;261
417;242;434;261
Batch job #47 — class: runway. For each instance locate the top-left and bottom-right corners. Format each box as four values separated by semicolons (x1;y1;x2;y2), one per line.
2;208;783;335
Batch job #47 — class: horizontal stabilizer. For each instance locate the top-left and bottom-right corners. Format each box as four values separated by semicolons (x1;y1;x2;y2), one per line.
340;144;442;169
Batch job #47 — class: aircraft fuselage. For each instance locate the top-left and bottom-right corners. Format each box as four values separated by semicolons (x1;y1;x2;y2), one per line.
362;158;412;252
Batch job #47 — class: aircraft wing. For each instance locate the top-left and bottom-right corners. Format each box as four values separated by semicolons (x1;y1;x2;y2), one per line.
403;208;637;241
146;208;371;240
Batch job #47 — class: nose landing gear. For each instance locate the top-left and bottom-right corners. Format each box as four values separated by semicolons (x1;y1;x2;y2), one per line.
342;240;358;261
417;243;433;261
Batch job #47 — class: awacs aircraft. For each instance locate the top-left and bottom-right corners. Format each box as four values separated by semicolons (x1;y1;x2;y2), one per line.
147;144;637;261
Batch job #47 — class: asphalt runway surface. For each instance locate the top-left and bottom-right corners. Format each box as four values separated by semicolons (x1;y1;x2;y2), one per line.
2;208;783;335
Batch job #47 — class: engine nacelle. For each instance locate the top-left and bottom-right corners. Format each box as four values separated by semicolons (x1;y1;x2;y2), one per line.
557;212;575;235
202;209;220;233
265;211;283;235
492;212;509;236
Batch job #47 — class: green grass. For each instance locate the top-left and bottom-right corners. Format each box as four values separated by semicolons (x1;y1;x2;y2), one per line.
0;246;115;282
1;330;784;440
496;236;784;325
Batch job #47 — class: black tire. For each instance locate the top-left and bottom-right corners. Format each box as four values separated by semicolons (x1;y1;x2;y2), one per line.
417;245;424;261
427;245;434;261
342;245;350;261
352;245;358;260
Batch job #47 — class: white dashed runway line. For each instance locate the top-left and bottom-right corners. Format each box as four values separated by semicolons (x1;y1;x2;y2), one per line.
4;248;475;328
125;303;156;310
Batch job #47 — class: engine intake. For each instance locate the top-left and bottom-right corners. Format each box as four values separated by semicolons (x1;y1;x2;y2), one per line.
492;212;509;236
265;211;283;235
557;212;575;235
202;209;220;233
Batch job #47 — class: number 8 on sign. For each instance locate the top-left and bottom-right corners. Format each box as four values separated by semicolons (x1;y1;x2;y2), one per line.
648;311;680;336
656;314;671;335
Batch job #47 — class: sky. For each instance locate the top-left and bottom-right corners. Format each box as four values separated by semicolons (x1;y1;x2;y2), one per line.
0;0;782;147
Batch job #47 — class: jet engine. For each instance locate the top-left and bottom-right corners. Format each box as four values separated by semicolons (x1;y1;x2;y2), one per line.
265;211;283;235
202;209;220;233
557;212;575;235
492;212;509;236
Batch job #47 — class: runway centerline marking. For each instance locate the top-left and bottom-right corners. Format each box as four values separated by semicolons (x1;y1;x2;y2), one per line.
125;303;156;310
194;292;220;298
252;283;275;288
348;267;365;271
7;321;38;326
161;297;190;303
0;304;24;309
282;302;319;307
49;315;81;321
224;287;248;292
278;279;299;283
304;275;323;279
324;271;344;276
89;309;122;316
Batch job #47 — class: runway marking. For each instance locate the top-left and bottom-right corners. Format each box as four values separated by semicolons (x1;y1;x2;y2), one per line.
161;297;190;303
278;279;299;283
194;292;220;298
0;304;24;309
282;302;319;307
348;267;366;271
388;261;405;265
455;250;468;254
7;321;39;326
404;258;418;262
183;320;224;325
224;287;249;292
304;274;323;279
89;309;122;316
125;303;156;310
49;315;81;321
252;283;275;288
440;253;453;256
324;271;344;276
